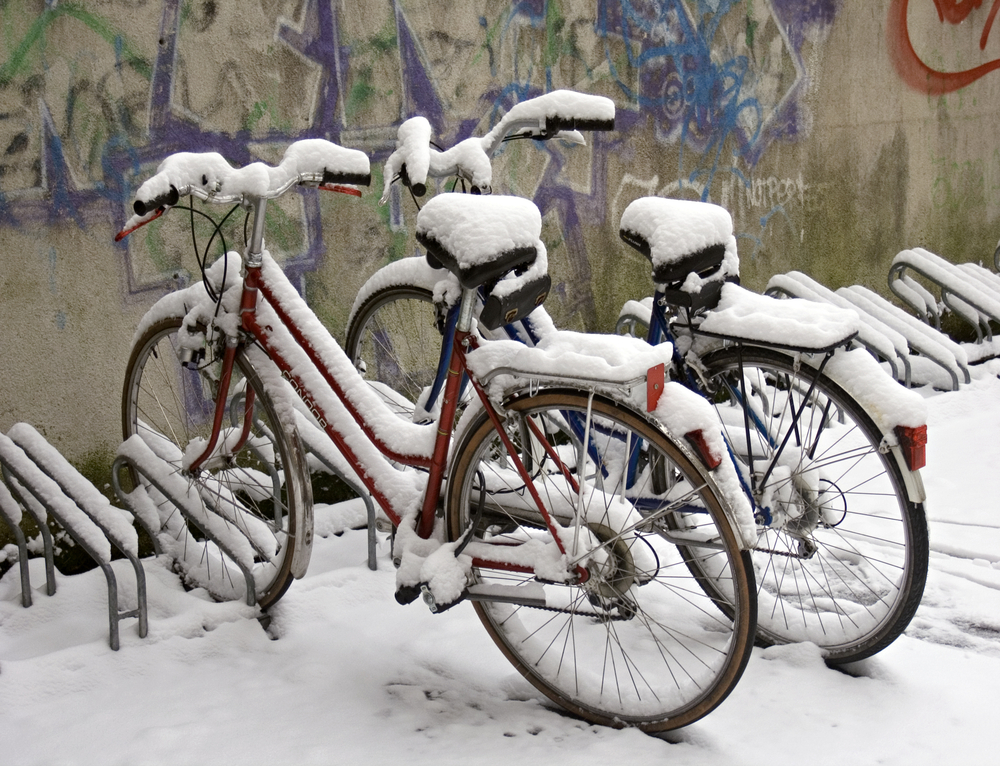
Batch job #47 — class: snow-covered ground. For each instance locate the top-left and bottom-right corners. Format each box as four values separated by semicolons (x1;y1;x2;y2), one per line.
2;368;1000;765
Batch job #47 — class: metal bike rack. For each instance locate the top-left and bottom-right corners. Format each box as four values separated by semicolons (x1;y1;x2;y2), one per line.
767;270;970;390
838;283;971;389
889;247;1000;343
0;478;47;608
294;411;380;571
0;425;147;651
113;435;257;606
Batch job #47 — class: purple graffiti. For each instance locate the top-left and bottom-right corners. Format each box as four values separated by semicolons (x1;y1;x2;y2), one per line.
1;0;840;319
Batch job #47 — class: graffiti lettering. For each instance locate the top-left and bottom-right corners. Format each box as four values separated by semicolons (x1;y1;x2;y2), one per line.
742;175;807;211
932;0;1000;49
889;0;1000;93
0;0;841;324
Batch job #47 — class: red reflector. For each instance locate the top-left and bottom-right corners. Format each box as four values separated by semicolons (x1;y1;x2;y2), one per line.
647;363;665;412
894;424;927;471
685;429;722;470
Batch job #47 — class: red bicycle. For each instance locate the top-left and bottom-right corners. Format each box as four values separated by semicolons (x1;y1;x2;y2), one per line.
116;131;755;731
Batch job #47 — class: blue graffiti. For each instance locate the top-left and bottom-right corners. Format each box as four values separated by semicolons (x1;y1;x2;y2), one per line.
597;0;762;200
1;0;838;312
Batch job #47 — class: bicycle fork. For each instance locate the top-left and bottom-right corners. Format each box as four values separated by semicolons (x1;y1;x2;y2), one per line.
185;198;270;476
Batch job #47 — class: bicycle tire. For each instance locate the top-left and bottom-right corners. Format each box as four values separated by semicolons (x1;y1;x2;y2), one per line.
693;346;928;663
122;316;310;609
445;388;756;731
343;284;442;421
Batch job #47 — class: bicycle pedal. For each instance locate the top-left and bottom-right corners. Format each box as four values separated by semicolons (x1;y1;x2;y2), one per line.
394;583;422;605
419;583;467;614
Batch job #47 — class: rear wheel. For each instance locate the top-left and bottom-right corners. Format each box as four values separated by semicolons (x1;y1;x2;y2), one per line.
122;317;310;609
698;346;928;663
446;389;755;731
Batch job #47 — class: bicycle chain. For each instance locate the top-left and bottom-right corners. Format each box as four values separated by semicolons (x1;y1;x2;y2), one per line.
751;544;813;560
470;590;634;620
521;601;634;621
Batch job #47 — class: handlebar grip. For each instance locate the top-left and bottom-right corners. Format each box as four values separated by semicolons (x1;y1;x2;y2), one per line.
399;165;426;197
322;168;371;187
133;186;179;216
545;116;615;133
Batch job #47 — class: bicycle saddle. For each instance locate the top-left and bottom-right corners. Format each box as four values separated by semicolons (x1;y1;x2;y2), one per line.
416;194;551;330
416;193;541;289
619;197;739;311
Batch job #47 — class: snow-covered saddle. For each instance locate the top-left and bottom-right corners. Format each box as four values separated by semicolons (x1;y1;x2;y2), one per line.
416;194;551;330
619;197;740;311
416;193;542;288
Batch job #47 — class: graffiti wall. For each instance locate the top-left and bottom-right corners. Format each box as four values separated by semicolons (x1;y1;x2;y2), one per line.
2;0;999;459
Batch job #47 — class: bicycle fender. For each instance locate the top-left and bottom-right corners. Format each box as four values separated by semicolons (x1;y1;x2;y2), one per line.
883;438;927;505
285;429;315;579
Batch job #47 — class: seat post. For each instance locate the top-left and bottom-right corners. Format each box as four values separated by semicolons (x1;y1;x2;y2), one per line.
457;286;478;333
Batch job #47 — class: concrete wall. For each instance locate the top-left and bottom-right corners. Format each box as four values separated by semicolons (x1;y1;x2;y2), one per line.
2;0;999;460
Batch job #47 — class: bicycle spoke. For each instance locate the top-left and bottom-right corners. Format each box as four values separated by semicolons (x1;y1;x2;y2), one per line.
123;318;306;608
699;346;927;662
447;390;754;730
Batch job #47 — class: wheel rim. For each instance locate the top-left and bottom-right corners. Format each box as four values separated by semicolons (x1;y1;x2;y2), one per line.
448;391;754;730
700;348;925;661
345;287;442;420
123;319;301;608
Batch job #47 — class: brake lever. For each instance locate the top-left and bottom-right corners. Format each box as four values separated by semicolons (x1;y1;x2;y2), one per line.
114;207;165;242
317;183;363;197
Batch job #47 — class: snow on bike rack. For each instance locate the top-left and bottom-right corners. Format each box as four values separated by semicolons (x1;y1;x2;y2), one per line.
114;434;260;607
889;247;1000;350
766;245;1000;392
768;270;971;391
0;424;147;650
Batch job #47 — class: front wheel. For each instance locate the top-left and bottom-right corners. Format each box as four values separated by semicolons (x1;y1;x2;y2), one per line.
122;317;311;609
445;389;755;731
343;284;441;421
698;346;928;663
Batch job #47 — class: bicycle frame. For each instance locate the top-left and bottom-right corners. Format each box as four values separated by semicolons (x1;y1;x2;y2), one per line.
641;290;838;521
382;279;844;528
186;195;588;582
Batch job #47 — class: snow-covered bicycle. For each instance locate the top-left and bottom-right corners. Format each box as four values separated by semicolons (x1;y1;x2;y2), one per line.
115;126;757;730
345;93;930;665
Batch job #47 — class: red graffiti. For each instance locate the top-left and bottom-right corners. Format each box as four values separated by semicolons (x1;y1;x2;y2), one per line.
934;0;986;24
889;0;1000;94
932;0;1000;48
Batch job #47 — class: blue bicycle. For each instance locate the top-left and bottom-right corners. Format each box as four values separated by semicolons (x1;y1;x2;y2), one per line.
344;96;929;666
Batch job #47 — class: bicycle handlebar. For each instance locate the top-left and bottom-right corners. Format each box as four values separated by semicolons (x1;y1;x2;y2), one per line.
122;139;371;233
380;89;615;204
541;114;616;135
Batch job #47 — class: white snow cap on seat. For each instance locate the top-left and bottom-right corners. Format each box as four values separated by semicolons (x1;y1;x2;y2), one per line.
620;197;739;279
416;193;542;269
